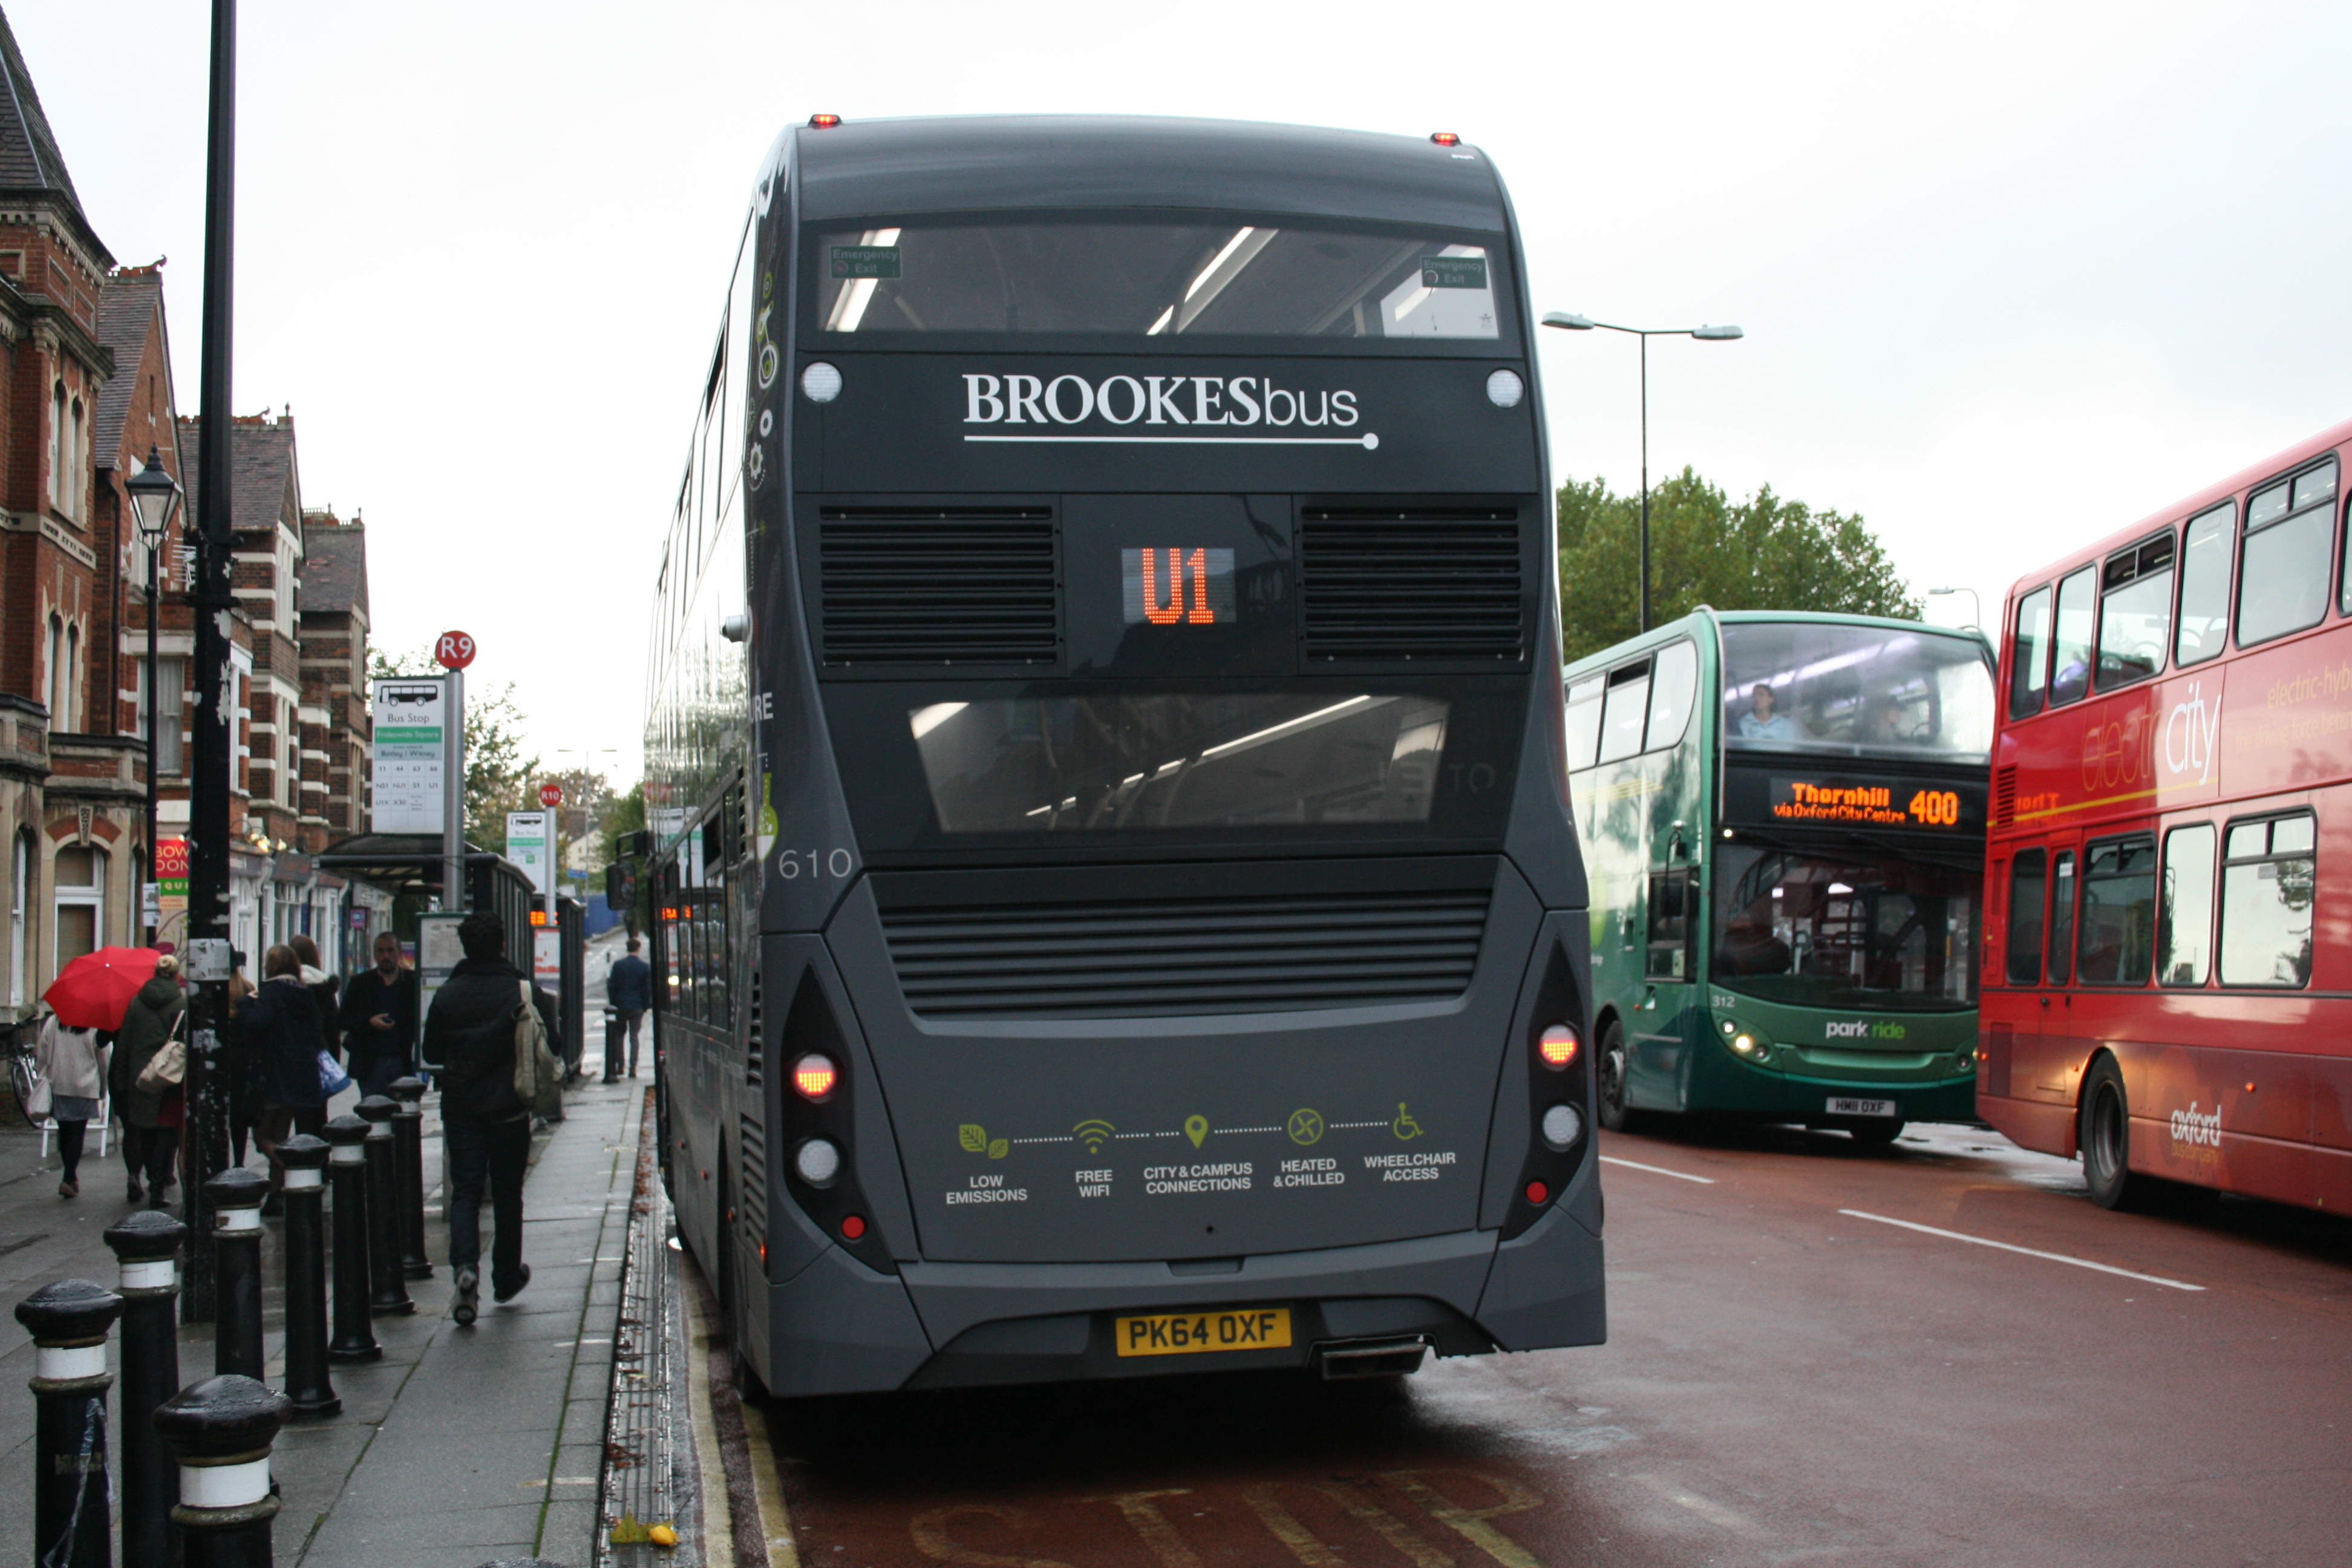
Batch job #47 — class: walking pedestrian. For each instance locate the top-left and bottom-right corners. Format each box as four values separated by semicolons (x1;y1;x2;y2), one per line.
290;934;341;1137
423;910;558;1326
606;937;652;1080
113;953;186;1207
239;945;328;1210
339;932;418;1096
34;1010;108;1198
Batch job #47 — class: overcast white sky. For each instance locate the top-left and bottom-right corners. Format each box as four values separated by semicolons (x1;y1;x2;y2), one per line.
16;1;2352;782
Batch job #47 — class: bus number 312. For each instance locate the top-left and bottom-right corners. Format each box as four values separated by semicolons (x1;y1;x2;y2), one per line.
1906;789;1962;827
778;848;856;879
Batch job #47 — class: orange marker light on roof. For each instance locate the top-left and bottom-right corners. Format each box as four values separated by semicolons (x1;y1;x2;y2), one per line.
809;113;843;129
1538;1024;1579;1070
1430;131;1462;146
792;1053;838;1101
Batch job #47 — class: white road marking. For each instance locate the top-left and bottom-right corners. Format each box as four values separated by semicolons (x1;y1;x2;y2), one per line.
1600;1155;1717;1184
1838;1209;2205;1292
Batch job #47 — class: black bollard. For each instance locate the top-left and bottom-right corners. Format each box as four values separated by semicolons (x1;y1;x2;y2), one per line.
324;1114;379;1362
154;1375;289;1568
355;1096;415;1316
16;1279;124;1568
105;1209;190;1568
387;1076;434;1279
205;1167;269;1381
276;1134;339;1419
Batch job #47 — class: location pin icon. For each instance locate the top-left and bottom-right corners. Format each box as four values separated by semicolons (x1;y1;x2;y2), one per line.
1185;1115;1208;1148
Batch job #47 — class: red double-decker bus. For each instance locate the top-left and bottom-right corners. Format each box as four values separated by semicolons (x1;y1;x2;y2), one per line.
1980;417;2352;1212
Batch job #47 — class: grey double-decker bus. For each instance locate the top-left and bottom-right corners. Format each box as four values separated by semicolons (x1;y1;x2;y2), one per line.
644;113;1599;1397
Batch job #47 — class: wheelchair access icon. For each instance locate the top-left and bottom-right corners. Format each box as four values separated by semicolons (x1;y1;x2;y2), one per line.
1391;1102;1424;1141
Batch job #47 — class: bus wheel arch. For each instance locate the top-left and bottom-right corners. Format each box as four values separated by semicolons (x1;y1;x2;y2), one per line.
2079;1051;2150;1210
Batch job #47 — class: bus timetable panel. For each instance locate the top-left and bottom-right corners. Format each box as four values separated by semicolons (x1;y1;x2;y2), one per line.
644;114;1602;1397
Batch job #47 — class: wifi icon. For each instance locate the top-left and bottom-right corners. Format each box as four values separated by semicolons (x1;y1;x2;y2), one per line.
1073;1120;1116;1154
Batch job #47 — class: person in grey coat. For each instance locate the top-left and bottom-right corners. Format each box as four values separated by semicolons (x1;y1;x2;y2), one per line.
35;1010;108;1198
112;954;186;1208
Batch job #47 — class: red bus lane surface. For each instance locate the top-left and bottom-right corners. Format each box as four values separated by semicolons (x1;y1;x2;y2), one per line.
743;1122;2352;1566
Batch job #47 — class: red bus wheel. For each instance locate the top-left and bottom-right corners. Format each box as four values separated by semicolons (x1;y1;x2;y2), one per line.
2080;1056;2148;1211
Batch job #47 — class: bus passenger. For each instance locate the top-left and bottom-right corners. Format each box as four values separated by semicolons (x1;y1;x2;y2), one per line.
1738;684;1792;740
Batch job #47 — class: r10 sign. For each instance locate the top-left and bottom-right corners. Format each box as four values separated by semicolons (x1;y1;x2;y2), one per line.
436;630;477;670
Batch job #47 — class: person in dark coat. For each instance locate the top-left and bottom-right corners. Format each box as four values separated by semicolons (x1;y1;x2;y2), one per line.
423;910;559;1325
604;938;652;1080
239;944;327;1199
339;931;419;1096
112;954;186;1207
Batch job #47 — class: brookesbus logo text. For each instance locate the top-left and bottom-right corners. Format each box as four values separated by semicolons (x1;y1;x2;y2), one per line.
2169;1102;2223;1148
1824;1020;1907;1041
960;371;1378;449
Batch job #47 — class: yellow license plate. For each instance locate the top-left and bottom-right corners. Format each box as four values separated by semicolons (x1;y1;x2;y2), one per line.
1115;1307;1293;1358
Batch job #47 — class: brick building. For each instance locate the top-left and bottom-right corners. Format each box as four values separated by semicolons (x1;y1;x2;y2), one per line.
0;13;381;1018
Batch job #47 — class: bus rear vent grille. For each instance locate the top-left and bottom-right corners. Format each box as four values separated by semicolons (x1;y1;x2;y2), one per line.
1299;506;1524;662
881;889;1490;1019
739;1112;766;1245
743;969;763;1087
819;506;1058;665
1994;765;2016;826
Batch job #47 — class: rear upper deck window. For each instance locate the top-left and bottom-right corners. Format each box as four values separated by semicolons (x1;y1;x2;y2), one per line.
2238;457;2336;647
2096;529;2174;690
2008;586;2051;718
811;218;1506;342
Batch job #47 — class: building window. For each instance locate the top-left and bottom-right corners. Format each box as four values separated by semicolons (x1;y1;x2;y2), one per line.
53;844;105;971
8;833;28;1008
44;615;62;721
157;660;185;776
62;623;79;733
67;397;82;521
47;382;63;511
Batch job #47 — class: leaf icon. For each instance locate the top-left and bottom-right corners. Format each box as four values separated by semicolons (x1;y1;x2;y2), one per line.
958;1124;987;1154
988;1138;1009;1160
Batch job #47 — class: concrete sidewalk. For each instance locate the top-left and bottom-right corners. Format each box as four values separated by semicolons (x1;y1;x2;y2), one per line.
0;1061;649;1567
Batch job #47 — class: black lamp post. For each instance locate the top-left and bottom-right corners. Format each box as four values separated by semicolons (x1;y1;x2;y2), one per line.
1541;312;1743;635
125;447;181;939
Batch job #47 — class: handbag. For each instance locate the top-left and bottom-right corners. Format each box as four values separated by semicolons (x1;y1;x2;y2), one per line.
18;1062;50;1121
135;1013;189;1095
511;981;563;1117
318;1048;353;1099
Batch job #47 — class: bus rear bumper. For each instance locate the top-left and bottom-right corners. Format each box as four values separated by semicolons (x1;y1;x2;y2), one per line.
758;1209;1605;1396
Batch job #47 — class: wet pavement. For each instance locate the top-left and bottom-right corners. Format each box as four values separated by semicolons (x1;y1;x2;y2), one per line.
743;1119;2352;1567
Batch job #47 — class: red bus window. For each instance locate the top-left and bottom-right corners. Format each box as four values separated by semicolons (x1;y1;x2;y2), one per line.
2004;848;2046;985
2077;836;2157;985
2096;532;2174;690
2047;851;2077;985
2238;459;2336;647
2176;503;2234;665
2050;567;2095;706
2159;823;2216;987
2008;586;2052;719
2219;814;2316;987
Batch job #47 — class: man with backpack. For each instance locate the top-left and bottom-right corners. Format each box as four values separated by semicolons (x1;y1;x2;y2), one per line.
421;910;562;1326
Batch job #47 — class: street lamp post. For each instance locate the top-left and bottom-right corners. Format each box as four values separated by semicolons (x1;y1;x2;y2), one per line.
1541;312;1743;635
125;449;182;940
1927;586;1982;629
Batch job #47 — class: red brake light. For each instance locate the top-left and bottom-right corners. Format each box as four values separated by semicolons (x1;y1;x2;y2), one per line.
840;1215;867;1241
809;113;842;129
1430;131;1461;146
1538;1024;1578;1069
792;1053;838;1101
1524;1180;1549;1206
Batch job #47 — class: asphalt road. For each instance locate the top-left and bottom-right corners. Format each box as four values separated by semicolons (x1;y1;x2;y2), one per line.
751;1120;2352;1566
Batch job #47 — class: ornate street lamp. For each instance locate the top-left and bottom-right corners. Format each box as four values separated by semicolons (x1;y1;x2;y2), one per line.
125;446;183;938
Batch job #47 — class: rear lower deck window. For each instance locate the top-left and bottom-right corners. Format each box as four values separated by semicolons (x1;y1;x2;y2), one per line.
2077;835;2156;986
2004;849;2046;985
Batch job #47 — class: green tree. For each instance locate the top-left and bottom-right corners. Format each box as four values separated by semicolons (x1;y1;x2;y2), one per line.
368;649;540;851
1556;468;1921;663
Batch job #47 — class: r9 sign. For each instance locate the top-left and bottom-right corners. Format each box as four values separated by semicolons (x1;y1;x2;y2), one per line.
436;630;477;670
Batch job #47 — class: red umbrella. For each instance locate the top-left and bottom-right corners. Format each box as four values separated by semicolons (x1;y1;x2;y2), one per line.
43;946;162;1031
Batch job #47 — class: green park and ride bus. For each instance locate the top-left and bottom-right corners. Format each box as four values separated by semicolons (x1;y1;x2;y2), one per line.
1564;611;1994;1143
641;113;1603;1397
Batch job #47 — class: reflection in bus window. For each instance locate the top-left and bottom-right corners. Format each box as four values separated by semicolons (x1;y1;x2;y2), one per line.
2010;586;2052;718
2160;823;2216;987
2175;504;2233;665
2047;851;2076;986
1644;641;1699;751
2220;814;2314;987
2097;531;2174;688
1645;867;1694;979
1566;676;1604;771
1596;663;1650;764
2004;849;2047;986
1719;621;1993;759
2238;460;2336;646
1713;846;1978;1010
2050;567;2095;706
2077;836;2155;985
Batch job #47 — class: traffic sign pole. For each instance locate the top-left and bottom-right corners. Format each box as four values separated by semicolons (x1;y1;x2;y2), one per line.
435;632;473;915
